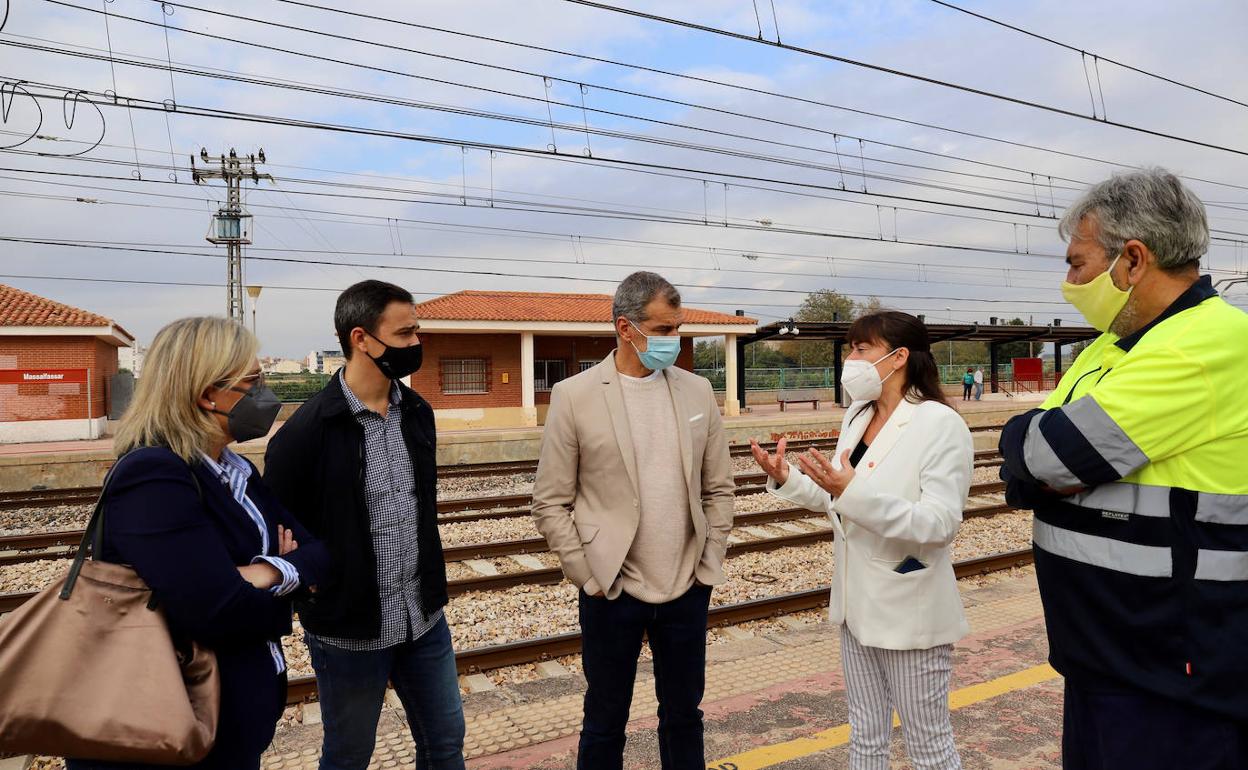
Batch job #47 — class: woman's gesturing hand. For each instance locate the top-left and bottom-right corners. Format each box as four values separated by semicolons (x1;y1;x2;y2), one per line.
749;437;789;486
796;448;856;498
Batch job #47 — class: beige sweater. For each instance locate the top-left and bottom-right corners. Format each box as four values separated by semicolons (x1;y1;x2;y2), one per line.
613;370;698;603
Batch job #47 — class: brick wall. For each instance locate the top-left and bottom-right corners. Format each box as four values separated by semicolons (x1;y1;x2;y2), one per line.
411;333;521;410
413;333;695;409
0;336;120;422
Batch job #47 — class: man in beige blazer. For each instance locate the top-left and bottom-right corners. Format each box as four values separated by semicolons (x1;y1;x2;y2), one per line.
532;271;735;770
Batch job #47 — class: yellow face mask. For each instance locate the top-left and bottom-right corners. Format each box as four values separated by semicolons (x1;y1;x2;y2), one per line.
1061;255;1131;332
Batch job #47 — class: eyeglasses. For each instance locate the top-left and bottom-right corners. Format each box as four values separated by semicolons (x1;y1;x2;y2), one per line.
213;372;265;392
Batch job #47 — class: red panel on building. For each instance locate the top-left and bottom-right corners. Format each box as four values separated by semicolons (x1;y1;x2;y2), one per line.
1012;357;1044;391
0;369;89;384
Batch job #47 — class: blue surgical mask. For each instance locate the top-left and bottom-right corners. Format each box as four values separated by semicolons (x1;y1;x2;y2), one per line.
628;320;681;371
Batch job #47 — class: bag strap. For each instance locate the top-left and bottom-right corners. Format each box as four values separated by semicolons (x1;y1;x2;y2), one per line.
59;453;205;602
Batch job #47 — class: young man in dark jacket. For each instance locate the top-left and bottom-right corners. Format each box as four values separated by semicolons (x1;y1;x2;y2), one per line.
265;280;464;770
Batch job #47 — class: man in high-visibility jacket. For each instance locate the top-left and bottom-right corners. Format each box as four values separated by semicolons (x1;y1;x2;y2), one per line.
1000;168;1248;769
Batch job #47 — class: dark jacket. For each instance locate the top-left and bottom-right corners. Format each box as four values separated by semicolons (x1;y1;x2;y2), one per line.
263;372;448;640
87;446;329;769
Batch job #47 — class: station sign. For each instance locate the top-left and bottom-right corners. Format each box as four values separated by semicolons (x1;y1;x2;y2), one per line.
0;369;89;384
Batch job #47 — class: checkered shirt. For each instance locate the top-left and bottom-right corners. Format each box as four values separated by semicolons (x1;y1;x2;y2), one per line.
312;373;442;650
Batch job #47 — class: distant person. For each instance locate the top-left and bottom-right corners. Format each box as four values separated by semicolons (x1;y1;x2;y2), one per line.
1000;169;1248;769
532;271;735;770
752;310;973;770
265;281;464;770
961;368;974;401
973;367;984;400
66;316;329;770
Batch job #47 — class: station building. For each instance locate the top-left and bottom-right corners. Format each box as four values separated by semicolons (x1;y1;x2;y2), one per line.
410;290;757;429
0;284;133;443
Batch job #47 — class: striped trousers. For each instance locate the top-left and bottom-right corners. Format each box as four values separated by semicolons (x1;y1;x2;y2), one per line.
841;625;962;770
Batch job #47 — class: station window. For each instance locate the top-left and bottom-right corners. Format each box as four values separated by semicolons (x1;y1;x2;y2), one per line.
440;358;490;395
578;360;597;373
535;360;567;392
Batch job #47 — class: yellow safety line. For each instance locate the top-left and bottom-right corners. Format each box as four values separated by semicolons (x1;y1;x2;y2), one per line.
707;663;1059;770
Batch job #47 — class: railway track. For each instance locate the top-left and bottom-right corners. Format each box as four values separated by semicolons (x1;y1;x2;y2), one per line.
0;428;1007;512
0;482;1010;569
283;547;1036;703
0;488;1019;614
0;461;1001;523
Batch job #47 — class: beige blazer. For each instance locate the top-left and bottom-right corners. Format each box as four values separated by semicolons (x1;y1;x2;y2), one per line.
532;352;736;593
767;397;973;650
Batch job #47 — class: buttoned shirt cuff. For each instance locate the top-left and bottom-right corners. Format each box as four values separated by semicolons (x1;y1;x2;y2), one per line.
253;555;301;596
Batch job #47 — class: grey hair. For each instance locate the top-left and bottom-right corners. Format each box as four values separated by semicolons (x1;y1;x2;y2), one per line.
1058;168;1209;269
612;271;681;324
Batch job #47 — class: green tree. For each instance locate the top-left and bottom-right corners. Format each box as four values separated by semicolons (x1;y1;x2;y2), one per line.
794;289;858;323
693;338;724;369
777;290;882;367
997;318;1036;361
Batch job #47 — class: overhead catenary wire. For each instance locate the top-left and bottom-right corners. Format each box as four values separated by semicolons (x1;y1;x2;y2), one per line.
24;1;1248;208
19;77;1248;247
5;162;1247;272
559;0;1248;157
261;0;1248;195
0;163;1093;262
926;0;1248;111
2;30;1099;219
0;235;1080;305
9;130;1248;231
0;172;1098;279
75;0;1100;192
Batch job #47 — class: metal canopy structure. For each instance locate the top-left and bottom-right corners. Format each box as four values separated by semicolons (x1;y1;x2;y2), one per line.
736;320;1101;403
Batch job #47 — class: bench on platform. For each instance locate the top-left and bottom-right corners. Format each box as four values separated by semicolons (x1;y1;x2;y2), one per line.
777;388;821;411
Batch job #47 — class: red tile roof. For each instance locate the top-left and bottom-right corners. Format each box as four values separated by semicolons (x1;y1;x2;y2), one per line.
0;283;129;335
415;291;756;325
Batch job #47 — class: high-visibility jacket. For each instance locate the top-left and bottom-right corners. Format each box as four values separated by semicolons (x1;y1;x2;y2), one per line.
1000;275;1248;720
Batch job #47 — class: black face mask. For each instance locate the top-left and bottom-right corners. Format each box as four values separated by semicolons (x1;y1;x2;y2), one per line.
363;330;423;380
211;384;282;442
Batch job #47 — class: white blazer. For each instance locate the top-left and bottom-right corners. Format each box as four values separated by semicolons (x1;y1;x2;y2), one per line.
767;396;973;650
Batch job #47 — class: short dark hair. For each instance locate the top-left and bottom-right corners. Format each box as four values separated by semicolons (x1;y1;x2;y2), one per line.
335;280;414;359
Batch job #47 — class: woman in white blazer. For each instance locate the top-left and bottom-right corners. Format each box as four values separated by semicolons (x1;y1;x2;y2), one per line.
751;311;973;770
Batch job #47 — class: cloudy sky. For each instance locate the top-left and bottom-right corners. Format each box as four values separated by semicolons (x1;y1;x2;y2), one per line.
2;0;1247;357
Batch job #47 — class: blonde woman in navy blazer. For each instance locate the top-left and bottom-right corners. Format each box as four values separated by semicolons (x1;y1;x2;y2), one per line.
65;317;328;770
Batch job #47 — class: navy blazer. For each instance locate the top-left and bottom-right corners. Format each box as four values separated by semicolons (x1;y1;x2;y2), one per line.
77;446;330;770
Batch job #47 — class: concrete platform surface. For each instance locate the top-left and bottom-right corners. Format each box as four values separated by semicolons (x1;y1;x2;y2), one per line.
257;568;1062;769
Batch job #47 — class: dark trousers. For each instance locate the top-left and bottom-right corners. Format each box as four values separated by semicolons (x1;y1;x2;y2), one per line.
306;616;465;770
577;583;712;770
962;383;972;400
1063;679;1248;770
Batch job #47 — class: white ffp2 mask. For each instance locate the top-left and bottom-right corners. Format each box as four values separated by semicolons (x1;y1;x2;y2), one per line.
841;350;899;401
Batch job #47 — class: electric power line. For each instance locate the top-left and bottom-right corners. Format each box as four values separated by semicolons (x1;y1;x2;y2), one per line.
927;0;1248;111
263;0;1248;194
561;0;1248;157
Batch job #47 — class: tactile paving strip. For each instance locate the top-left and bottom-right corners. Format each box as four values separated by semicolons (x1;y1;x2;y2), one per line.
261;582;1044;767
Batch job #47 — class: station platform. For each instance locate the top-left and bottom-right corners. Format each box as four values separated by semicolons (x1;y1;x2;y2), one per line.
0;394;1041;491
259;567;1060;770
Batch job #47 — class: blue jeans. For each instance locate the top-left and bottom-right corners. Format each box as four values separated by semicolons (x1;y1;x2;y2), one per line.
577;583;711;770
306;616;465;770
